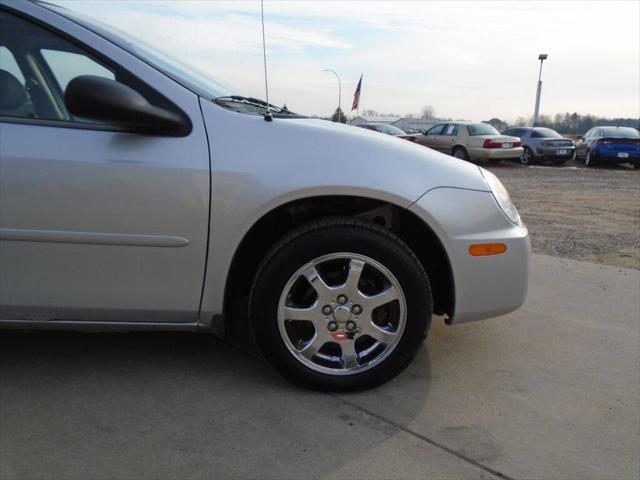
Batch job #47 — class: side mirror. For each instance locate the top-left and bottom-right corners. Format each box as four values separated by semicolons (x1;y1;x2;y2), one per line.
576;135;584;140
65;75;191;136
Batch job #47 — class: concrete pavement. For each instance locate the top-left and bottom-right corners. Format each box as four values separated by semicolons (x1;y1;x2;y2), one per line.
1;254;639;479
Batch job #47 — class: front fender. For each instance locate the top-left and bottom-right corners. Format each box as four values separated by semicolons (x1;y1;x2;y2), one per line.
410;187;530;323
197;98;489;326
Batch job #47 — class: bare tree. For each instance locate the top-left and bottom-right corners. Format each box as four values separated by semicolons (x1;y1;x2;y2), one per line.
420;105;435;119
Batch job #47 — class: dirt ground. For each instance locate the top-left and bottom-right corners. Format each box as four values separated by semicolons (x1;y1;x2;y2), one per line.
488;162;640;269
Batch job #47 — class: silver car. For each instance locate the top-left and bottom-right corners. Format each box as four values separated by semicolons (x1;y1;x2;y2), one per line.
502;127;575;165
0;0;530;390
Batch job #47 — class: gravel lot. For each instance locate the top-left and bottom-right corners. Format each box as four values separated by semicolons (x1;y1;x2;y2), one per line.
487;161;640;269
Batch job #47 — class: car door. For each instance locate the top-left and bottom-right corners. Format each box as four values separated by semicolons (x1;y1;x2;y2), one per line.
0;7;210;323
440;123;460;154
422;124;446;150
576;129;592;159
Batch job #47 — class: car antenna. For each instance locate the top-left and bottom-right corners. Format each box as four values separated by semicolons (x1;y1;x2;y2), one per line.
260;0;273;122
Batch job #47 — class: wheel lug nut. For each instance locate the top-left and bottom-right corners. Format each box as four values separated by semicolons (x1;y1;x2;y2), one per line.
322;305;332;315
327;321;338;332
352;304;362;315
345;321;357;331
337;294;348;304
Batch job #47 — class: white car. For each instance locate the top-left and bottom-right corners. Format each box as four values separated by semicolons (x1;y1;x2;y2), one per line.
0;0;530;390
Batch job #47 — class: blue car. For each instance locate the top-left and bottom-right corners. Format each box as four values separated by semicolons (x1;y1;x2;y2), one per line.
575;126;640;168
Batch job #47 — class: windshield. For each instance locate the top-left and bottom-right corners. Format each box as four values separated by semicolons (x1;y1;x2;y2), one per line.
533;128;563;138
46;3;236;100
599;127;640;138
467;123;500;136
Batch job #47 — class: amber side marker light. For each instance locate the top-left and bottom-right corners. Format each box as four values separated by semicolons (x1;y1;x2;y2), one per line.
469;243;507;256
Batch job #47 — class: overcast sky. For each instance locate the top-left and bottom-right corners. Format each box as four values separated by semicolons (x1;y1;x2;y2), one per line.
56;0;639;121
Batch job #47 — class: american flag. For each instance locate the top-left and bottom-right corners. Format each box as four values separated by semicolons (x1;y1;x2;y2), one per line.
351;74;362;111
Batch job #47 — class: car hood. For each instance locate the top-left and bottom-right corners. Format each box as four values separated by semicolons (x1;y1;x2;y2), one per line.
281;117;489;189
201;102;490;208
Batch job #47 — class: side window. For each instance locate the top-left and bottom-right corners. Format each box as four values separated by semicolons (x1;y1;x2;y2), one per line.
0;10;174;127
531;130;542;138
0;44;36;118
443;124;459;136
41;49;114;94
0;10;117;122
426;124;445;136
0;46;25;84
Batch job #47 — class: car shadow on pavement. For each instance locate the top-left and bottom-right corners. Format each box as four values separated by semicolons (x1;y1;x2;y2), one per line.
0;327;437;479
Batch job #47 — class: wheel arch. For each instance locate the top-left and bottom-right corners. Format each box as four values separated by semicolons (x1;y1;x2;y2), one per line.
452;144;467;153
222;195;455;337
452;145;469;159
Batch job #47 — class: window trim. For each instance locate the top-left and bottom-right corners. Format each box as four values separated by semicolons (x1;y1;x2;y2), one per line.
0;4;191;136
0;115;130;133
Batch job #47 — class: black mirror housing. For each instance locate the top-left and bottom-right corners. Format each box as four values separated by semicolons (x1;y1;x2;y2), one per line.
65;75;191;136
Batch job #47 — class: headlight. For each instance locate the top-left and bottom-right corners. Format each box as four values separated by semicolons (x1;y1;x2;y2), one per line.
479;168;522;226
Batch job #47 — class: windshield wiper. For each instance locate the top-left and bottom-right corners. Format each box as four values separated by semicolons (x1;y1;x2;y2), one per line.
214;95;284;113
213;95;301;121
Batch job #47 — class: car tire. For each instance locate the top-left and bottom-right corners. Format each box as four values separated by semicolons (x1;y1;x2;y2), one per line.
520;147;534;165
585;149;595;167
577;150;586;163
250;217;432;391
452;146;469;161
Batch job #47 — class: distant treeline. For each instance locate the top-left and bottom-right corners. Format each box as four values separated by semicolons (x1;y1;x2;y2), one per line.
485;114;640;134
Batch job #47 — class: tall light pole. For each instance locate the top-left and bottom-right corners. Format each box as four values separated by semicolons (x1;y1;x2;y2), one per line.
323;69;341;122
532;53;548;126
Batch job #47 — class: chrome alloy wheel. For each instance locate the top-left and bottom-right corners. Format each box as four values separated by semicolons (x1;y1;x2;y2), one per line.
277;253;407;375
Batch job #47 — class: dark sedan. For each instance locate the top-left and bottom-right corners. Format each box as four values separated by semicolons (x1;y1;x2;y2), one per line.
502;127;575;165
359;123;420;143
575;126;640;168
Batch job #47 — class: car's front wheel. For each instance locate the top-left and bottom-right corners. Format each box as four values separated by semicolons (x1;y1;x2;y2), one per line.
250;218;432;391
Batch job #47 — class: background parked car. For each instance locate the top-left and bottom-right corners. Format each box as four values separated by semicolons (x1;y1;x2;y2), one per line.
422;122;523;163
358;123;420;143
575;126;640;168
502;127;575;165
